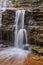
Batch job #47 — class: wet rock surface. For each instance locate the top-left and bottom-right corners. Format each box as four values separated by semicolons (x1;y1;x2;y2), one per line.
0;9;43;46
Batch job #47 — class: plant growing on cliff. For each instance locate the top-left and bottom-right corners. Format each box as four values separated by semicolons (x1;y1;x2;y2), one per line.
15;1;19;7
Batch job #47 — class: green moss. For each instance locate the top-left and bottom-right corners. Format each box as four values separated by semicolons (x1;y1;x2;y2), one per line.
15;1;19;7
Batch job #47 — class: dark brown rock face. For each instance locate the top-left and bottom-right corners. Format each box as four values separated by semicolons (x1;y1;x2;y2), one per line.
2;10;15;46
24;11;31;26
2;10;15;25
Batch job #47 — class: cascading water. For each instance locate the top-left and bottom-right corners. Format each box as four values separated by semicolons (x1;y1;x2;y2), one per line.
0;0;12;11
14;10;31;51
14;10;22;47
0;12;2;27
0;12;2;42
14;10;26;48
17;29;28;48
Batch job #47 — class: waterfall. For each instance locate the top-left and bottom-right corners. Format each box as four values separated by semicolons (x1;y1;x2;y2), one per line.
0;0;7;10
0;12;2;27
0;12;2;42
14;10;22;46
17;29;28;48
0;0;12;11
14;10;26;48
